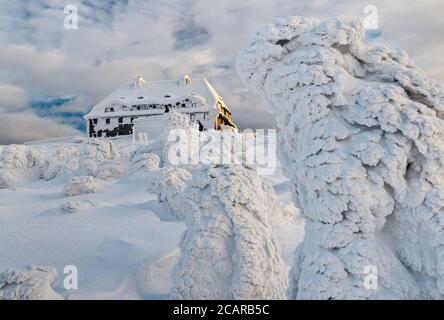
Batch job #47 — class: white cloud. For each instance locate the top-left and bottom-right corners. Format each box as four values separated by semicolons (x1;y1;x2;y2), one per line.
0;85;29;111
0;112;82;145
0;0;443;144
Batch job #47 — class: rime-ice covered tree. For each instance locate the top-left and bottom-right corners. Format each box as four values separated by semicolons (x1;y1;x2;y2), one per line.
171;164;288;300
64;175;105;197
0;266;63;300
237;16;444;299
0;145;45;188
0;138;123;187
147;166;192;220
143;111;199;166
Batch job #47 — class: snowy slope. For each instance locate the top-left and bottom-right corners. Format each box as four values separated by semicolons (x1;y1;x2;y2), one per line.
0;133;302;300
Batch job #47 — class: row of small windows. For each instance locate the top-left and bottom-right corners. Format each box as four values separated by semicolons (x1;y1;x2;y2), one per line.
104;117;135;124
105;98;198;113
98;112;208;125
136;95;171;99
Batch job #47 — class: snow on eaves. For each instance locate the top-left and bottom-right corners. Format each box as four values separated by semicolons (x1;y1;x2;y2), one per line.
85;77;220;119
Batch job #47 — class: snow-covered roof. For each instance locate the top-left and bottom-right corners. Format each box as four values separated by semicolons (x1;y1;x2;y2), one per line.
84;75;221;119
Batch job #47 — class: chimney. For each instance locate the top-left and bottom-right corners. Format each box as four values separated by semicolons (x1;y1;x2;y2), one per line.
182;74;192;86
135;76;146;88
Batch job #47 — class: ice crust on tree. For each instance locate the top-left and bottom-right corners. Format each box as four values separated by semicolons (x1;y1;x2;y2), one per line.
237;16;444;299
0;266;62;300
171;164;288;300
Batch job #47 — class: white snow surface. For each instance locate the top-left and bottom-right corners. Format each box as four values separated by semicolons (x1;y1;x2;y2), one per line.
237;16;444;299
0;127;300;299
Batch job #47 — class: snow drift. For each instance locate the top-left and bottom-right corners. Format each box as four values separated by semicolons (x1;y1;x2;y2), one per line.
172;164;288;300
0;266;62;300
237;16;444;299
63;199;99;214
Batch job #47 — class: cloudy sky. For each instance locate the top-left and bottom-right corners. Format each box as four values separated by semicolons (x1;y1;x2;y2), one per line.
0;0;443;144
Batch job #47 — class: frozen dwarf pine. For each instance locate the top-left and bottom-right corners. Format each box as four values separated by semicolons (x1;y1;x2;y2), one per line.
64;175;105;197
147;166;192;220
237;16;444;299
130;148;160;172
0;266;63;300
0;144;45;188
172;164;288;300
0;138;123;187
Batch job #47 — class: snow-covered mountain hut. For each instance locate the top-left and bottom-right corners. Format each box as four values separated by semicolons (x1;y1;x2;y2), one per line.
84;75;236;138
